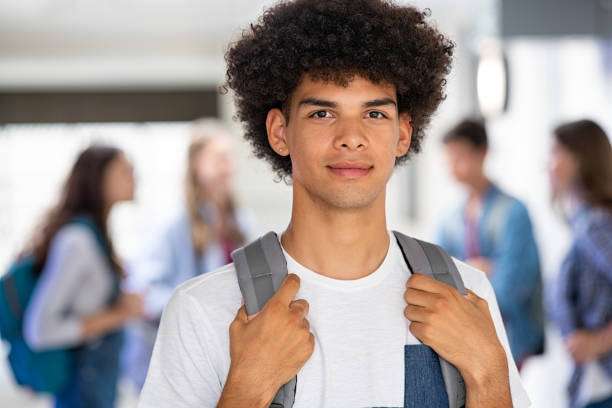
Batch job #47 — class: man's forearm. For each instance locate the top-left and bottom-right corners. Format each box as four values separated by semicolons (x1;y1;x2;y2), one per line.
464;364;512;408
462;347;512;408
217;367;276;408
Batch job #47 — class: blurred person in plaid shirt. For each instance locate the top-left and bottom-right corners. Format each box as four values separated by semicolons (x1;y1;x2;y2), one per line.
549;119;612;408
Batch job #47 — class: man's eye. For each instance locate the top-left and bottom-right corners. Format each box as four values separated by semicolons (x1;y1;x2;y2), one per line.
367;111;387;119
311;110;331;119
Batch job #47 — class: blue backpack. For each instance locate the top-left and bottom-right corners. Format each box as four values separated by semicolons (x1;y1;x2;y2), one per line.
0;216;108;394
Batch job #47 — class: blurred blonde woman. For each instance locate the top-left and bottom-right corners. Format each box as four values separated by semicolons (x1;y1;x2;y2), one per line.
122;119;253;390
185;119;248;267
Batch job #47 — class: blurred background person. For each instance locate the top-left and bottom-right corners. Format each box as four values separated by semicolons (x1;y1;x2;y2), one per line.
437;118;545;370
548;119;612;408
121;119;254;391
22;145;144;408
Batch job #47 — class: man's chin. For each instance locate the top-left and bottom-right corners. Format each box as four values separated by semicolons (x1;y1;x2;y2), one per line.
323;191;381;211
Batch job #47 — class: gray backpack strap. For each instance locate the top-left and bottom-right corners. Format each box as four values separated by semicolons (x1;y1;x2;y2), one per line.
392;231;467;408
230;231;297;408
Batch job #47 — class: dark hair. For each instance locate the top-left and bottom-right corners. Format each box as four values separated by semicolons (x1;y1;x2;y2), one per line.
224;0;454;179
25;145;124;274
443;118;488;150
553;119;612;210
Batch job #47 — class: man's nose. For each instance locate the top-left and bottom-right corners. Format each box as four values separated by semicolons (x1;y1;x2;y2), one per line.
333;120;368;150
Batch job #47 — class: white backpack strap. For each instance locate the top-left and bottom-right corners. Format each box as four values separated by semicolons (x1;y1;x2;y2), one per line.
393;231;467;408
231;232;297;408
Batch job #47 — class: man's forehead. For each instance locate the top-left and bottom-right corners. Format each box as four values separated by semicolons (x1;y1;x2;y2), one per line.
444;140;483;154
291;75;397;105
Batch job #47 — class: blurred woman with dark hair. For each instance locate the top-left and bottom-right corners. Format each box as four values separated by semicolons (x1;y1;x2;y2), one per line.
122;119;253;390
549;119;612;408
23;144;143;408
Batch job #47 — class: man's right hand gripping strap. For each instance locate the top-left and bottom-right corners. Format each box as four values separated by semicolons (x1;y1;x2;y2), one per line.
231;231;297;408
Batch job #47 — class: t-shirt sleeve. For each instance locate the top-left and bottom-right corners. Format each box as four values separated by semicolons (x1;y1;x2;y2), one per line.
475;270;532;408
138;289;224;408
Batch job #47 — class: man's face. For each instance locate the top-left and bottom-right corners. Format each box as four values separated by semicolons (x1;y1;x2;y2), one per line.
443;140;486;186
276;75;412;210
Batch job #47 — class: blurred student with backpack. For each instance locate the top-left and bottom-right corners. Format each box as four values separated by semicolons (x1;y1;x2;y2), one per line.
437;118;545;370
15;145;143;408
548;120;612;408
121;119;253;391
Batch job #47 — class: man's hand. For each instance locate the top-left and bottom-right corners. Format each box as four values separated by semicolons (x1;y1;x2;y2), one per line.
404;273;511;407
565;329;610;364
218;274;314;408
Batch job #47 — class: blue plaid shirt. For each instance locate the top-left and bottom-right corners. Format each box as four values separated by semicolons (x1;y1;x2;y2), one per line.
551;204;612;405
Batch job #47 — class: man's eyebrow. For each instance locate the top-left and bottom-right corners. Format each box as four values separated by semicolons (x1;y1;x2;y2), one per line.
363;98;397;108
297;98;338;108
297;97;397;109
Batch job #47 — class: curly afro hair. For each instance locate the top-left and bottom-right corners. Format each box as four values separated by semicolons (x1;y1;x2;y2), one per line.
225;0;454;179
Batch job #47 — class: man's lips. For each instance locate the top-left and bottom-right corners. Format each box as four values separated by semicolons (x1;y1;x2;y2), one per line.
327;162;373;178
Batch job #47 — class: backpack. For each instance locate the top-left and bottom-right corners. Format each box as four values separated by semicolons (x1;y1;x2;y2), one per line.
232;231;467;408
0;216;109;394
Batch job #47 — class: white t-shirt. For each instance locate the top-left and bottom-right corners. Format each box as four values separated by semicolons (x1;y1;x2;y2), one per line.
138;232;531;407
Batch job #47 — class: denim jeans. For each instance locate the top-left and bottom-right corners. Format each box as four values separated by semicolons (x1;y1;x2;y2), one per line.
404;344;449;408
55;330;124;408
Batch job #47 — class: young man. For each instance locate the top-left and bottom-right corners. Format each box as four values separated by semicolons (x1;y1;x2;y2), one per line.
138;1;531;407
437;118;544;371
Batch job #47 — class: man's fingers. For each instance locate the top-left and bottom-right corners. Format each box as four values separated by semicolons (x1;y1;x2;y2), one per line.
406;273;449;294
465;288;479;299
290;299;309;317
404;287;435;307
408;321;428;343
404;304;428;323
247;310;260;321
235;305;248;323
465;289;487;306
273;274;301;306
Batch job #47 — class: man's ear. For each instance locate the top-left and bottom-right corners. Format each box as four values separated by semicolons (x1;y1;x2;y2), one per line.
266;108;289;156
396;113;413;157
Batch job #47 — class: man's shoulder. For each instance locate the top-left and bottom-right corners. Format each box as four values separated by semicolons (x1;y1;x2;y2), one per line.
172;263;242;317
493;187;529;214
176;261;236;287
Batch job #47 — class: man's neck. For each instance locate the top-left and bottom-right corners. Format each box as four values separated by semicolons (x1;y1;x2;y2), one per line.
467;174;490;199
464;175;490;219
280;191;390;281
